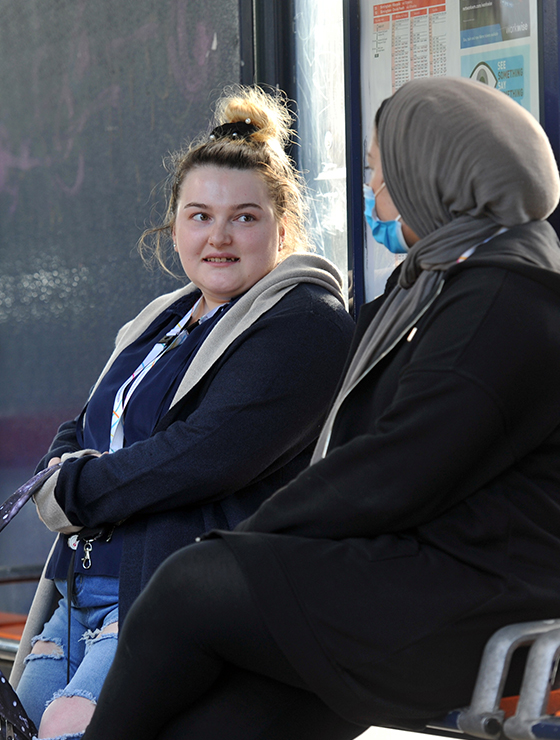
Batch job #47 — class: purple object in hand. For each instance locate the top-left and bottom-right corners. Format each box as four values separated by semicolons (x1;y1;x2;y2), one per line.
0;463;62;535
0;469;60;735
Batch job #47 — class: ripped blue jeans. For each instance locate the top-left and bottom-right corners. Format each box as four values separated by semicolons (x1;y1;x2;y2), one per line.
16;575;119;735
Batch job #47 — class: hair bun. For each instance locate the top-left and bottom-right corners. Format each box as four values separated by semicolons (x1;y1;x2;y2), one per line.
213;85;293;150
208;120;257;141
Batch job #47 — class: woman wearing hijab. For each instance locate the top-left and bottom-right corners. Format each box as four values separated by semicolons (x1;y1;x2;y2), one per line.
81;77;560;740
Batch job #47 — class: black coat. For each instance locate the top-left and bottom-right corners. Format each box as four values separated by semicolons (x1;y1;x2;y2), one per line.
217;222;560;727
47;283;354;618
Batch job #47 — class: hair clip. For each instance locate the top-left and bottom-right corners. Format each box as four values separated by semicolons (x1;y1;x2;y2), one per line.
208;120;257;141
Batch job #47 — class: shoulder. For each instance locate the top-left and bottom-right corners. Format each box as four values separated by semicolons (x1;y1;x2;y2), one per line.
255;283;355;348
444;222;560;295
422;262;560;348
216;282;354;371
408;261;560;389
270;279;353;317
441;259;560;321
279;281;351;314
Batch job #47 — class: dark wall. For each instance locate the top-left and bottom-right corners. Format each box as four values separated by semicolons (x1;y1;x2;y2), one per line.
0;0;242;611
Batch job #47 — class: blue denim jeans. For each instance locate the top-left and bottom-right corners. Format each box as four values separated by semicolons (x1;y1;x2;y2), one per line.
16;575;119;736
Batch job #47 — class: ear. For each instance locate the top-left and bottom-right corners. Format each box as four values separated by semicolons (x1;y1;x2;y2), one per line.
172;229;178;251
278;218;286;251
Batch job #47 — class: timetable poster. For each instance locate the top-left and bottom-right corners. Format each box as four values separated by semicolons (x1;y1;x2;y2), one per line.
359;0;540;301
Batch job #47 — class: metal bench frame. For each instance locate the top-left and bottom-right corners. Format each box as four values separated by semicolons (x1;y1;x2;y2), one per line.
428;620;560;740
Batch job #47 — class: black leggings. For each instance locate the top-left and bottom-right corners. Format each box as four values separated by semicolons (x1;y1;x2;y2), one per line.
82;540;366;740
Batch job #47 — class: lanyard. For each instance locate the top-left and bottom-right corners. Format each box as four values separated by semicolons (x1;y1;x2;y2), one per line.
109;297;221;453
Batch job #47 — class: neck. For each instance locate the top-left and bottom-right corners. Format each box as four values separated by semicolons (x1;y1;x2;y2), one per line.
198;293;232;314
189;294;229;327
185;296;206;328
193;295;208;322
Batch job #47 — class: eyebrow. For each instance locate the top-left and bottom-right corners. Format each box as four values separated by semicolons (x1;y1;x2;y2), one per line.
183;201;264;211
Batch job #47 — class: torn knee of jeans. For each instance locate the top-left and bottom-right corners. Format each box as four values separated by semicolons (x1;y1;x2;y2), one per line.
100;619;118;634
46;688;97;708
80;627;118;647
26;636;64;661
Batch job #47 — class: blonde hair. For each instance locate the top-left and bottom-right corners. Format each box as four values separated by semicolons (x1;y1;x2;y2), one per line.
140;86;311;274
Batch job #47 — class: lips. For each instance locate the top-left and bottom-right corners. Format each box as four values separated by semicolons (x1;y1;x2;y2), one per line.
203;257;239;263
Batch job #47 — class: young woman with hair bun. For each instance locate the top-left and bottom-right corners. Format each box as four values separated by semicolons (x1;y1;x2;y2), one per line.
12;85;354;740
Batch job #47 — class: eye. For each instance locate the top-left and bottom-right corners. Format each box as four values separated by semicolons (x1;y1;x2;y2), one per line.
237;213;256;223
192;212;210;222
364;166;376;185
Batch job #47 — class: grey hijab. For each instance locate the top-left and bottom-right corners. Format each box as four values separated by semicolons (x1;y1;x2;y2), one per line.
313;76;560;461
385;76;560;288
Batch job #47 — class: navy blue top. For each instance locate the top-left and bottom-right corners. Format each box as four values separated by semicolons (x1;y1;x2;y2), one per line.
45;283;355;620
46;291;232;579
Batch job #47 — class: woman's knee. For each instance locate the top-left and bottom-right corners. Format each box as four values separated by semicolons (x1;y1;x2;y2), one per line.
30;639;64;657
156;540;230;585
138;540;238;617
35;628;118;740
38;693;96;739
99;622;118;635
121;540;244;657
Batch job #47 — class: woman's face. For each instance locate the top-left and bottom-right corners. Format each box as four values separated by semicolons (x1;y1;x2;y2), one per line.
173;166;284;309
367;137;419;246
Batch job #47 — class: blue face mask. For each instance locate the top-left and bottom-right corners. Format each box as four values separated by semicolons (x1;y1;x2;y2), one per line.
363;183;408;254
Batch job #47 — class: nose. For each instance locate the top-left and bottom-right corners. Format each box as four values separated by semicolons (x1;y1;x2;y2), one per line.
208;218;232;247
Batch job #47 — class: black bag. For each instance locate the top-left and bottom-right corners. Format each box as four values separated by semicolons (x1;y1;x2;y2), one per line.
0;670;37;740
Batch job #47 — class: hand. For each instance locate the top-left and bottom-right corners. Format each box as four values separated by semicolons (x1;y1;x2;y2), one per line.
34;449;101;533
48;450;103;469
